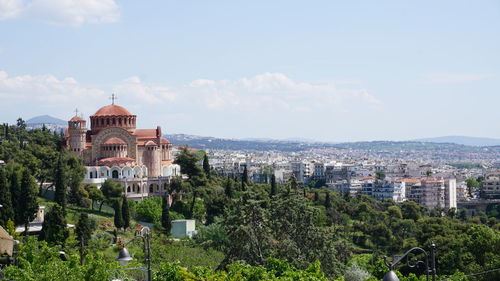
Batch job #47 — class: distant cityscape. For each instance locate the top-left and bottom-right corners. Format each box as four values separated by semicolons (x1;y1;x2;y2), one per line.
19;114;500;216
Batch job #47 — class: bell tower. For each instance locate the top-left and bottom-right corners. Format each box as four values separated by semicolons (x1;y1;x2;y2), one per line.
68;109;87;157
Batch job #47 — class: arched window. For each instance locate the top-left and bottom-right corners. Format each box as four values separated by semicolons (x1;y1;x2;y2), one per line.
127;186;131;192
149;184;154;192
112;170;119;179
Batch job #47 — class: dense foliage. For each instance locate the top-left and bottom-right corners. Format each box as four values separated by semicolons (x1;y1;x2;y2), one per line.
2;126;500;280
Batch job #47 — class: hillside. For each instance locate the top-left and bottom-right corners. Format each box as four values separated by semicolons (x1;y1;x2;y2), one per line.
165;133;498;153
26;115;67;125
414;136;500;146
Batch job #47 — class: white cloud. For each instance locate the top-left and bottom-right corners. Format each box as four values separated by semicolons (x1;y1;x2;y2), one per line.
113;76;176;104
424;73;496;84
174;72;382;112
0;70;106;114
0;70;381;127
0;0;119;26
0;0;23;20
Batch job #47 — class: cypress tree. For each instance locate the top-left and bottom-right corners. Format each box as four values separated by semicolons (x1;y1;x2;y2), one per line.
75;213;93;265
9;167;22;225
189;191;197;219
40;204;68;246
290;175;298;191
224;178;234;198
314;191;320;202
19;169;38;234
203;154;210;178
270;174;277;197
0;168;14;225
324;191;332;210
121;196;130;230
113;199;123;230
161;195;172;235
54;154;67;211
242;165;248;184
75;213;92;246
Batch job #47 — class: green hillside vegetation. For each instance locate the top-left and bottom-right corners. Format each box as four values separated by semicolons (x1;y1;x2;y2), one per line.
1;122;499;280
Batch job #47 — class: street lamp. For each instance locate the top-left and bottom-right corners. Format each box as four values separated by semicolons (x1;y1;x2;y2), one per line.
116;227;152;281
383;243;436;281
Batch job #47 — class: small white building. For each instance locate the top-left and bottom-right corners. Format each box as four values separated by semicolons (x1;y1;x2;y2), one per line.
171;219;197;238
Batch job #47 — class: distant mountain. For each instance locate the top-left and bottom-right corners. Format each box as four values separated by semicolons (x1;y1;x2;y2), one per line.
414;136;500;147
165;133;497;153
26;115;67;125
26;115;67;133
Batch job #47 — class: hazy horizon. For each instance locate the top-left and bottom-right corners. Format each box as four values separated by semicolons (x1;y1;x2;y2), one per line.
1;1;499;142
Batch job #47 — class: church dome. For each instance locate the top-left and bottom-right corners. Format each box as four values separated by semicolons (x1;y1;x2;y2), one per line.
93;105;132;116
90;104;137;134
103;137;126;145
69;116;85;122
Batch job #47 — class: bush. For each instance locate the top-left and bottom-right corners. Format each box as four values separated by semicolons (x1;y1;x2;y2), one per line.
344;262;371;281
193;220;228;251
135;197;162;224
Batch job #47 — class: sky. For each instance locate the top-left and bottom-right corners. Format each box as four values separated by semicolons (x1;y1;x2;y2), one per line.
0;0;499;142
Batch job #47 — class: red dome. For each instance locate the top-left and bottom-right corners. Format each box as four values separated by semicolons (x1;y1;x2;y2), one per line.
92;105;133;116
69;116;85;122
103;137;126;145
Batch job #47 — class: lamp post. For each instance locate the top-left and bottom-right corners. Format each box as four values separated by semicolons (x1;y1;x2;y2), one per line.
116;227;152;281
383;243;436;281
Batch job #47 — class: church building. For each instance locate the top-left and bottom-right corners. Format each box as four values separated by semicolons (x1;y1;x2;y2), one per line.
66;99;180;199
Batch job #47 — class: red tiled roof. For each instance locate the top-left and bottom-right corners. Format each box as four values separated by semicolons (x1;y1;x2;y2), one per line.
103;137;126;145
397;178;421;183
97;157;136;167
92;105;133;116
133;129;157;139
69;116;85;122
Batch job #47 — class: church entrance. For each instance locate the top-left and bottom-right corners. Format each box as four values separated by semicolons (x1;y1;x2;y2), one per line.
112;170;119;178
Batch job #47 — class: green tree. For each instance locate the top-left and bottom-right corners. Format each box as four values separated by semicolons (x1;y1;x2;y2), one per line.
466;178;481;197
375;170;385;180
136;196;162;224
75;213;93;246
8;164;23;225
387;205;403;220
270;174;277;197
242;165;249;185
161;195;172;235
84;184;104;210
18;168;39;234
4;236;117;281
203;153;210;178
16;118;26;129
121;196;131;230
224;177;234;199
53;153;67;211
40;204;69;246
324;191;332;209
75;213;93;265
100;179;123;211
66;153;85;205
113;199;123;230
289;174;298;192
401;201;422;221
0;167;14;225
174;147;203;179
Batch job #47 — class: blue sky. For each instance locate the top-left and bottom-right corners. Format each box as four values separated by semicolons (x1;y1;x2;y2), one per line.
0;0;499;142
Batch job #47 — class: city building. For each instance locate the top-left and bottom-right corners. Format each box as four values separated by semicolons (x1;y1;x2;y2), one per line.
482;172;500;199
